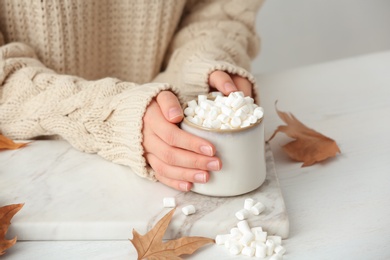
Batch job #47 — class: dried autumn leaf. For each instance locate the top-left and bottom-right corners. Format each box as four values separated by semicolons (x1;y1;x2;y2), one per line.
130;208;214;259
267;102;340;166
0;203;24;255
0;134;28;150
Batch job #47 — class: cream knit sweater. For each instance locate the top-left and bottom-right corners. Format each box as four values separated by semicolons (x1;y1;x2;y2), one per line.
0;0;263;180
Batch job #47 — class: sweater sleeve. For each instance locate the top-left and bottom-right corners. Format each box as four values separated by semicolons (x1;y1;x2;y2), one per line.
153;0;264;103
0;35;177;180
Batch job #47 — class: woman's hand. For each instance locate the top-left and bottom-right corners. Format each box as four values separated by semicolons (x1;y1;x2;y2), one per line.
142;71;253;191
142;91;221;191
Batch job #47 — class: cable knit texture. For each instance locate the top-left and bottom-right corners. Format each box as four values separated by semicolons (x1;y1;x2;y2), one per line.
0;0;263;179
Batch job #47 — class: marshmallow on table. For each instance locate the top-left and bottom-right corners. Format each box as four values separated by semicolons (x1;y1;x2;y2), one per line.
235;209;249;220
237;220;252;234
267;235;282;246
251;201;266;215
266;239;275;256
274;245;287;255
241;246;255;257
162;197;176;208
255;243;267;258
239;232;255;247
182;205;196;215
269;254;283;260
215;234;231;245
230;227;242;239
244;198;255;210
214;197;286;258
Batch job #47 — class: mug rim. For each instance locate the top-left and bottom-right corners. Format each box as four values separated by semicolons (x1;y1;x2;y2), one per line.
181;116;263;133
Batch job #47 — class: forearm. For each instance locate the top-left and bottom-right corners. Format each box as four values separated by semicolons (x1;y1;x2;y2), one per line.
0;41;177;179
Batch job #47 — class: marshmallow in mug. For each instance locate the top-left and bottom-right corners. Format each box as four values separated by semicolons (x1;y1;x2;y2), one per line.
184;91;264;130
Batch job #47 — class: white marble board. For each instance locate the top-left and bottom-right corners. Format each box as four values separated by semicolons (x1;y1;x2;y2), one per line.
0;140;289;241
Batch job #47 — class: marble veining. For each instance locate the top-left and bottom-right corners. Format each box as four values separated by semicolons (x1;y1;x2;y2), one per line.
1;140;288;241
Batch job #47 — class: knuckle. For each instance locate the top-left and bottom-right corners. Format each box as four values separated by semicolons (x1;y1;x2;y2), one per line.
192;157;203;169
153;162;167;178
161;149;176;165
164;131;177;146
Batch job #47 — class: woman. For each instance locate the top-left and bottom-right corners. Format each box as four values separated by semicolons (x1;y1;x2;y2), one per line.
0;0;263;191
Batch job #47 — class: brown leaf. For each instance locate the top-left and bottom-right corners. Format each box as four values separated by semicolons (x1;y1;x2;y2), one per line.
130;208;214;259
0;134;28;150
267;101;341;166
0;203;24;255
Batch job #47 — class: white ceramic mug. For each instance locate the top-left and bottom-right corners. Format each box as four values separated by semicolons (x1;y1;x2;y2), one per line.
180;117;266;197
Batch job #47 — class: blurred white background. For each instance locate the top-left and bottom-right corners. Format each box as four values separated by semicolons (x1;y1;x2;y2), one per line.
252;0;390;74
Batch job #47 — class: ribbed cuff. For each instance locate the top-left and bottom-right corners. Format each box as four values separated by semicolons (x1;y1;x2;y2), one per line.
180;56;259;104
95;82;178;181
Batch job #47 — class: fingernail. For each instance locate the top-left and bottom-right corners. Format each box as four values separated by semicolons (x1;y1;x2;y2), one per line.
207;160;220;171
168;107;182;121
194;173;206;183
224;82;237;93
200;145;213;156
179;182;190;191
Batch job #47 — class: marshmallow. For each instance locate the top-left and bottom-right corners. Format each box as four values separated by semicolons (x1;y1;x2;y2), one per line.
225;93;236;106
187;99;197;108
221;124;231;130
225;239;242;255
269;254;283;260
215;234;231;245
221;105;234;117
255;243;267;258
231;96;245;110
267;235;282;246
230;227;242;239
241;246;255;257
230;117;242;128
198;94;207;103
274;245;286;255
255;231;268;242
235;209;249;220
217;114;229;123
241;120;251;128
250;202;266;215
184;107;195;117
182;205;196;216
244;198;255;210
244;96;254;104
210;91;223;97
163;197;176;208
248;115;258;124
266;239;275;256
251;226;263;233
254;107;264;119
237;220;252;234
190;116;203;126
239;232;254;247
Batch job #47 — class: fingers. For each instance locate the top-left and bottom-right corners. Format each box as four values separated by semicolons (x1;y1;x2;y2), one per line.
146;153;211;191
209;71;253;97
144;132;221;171
143;97;221;192
145;103;217;156
232;74;253;97
156;91;183;123
209;70;238;95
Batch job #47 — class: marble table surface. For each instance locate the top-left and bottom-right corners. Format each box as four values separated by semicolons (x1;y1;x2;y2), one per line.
1;140;288;241
2;50;390;259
